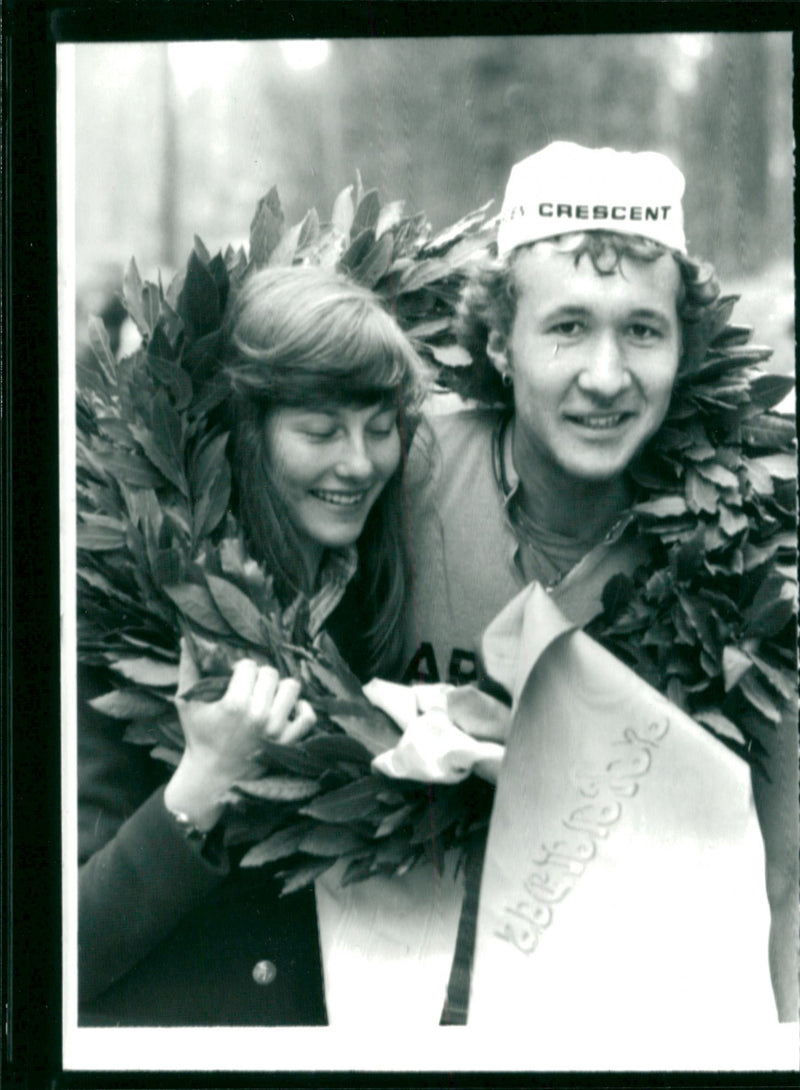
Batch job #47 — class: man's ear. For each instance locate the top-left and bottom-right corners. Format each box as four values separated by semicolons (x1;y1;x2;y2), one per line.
487;330;510;378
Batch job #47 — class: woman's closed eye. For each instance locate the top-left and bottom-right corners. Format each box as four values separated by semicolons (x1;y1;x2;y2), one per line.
366;411;398;439
294;414;340;440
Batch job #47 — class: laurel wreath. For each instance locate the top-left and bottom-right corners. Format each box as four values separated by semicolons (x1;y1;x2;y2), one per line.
77;180;796;894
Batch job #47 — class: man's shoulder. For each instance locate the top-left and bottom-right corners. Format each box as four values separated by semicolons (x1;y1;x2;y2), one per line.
408;402;504;515
422;401;502;451
408;402;501;492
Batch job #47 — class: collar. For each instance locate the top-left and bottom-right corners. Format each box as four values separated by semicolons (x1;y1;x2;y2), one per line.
492;412;635;584
308;546;359;637
493;410;519;507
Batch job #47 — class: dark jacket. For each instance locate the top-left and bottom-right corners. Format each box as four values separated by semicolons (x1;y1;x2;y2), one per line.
78;671;327;1027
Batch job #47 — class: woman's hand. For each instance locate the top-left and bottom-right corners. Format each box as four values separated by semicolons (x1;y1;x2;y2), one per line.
164;640;315;831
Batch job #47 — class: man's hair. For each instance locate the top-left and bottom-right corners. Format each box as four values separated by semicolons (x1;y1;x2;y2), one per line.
453;231;721;407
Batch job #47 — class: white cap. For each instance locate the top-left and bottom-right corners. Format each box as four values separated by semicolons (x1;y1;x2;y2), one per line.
497;141;687;257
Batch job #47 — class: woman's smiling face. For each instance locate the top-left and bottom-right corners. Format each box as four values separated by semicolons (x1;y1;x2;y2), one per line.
266;401;401;572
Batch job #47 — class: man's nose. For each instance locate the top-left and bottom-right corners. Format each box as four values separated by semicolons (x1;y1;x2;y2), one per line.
577;332;632;399
336;431;373;478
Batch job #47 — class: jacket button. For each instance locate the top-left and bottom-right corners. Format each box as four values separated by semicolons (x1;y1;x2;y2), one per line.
252;959;277;986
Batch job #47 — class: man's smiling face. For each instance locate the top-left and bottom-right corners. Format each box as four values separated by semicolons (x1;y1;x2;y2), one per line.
499;242;682;487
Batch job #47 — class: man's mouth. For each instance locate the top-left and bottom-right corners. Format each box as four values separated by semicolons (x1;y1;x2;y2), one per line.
310;488;370;508
565;411;634;431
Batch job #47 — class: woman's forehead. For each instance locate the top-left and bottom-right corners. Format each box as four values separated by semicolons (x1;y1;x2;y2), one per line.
274;397;396;419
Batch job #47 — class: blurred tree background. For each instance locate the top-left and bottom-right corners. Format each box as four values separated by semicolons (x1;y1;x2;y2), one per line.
71;32;793;373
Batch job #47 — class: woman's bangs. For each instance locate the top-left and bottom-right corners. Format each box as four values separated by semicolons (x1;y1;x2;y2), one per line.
299;309;412;406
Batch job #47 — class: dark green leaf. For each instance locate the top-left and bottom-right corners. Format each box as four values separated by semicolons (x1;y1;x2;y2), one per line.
123;722;161;745
633;495;688;519
352;189;381;235
180;675;230;703
227;775;320;803
250;187;285;265
296;207;321;250
375;803;418;838
601;573;635;621
749;453;796;482
204;574;265;645
331;184;355;237
151;744;181;766
397;258;452;295
409;786;463;844
148;321;178;364
695;710;746;746
743;573;796;638
694;462;739;490
177;250;221;339
299;777;383;824
163;582;233;636
87;315;118;385
256;738;328;777
123;257;149;337
190;430;229;500
110;657;179;687
131;408;187;498
89;688;172;719
748;374;795;412
279;859;336;895
195;466;232;541
742;415;795;451
341;228;376;272
746;651;796;702
142;282;162;336
318;697;401;757
240;823;311;867
738;672;782;724
718;505;749;538
349;233;394;288
375;200;406;240
303;734;373;766
299;824;367;857
675;532;706;581
722;646;752;691
684;469;719;515
77;523;127;551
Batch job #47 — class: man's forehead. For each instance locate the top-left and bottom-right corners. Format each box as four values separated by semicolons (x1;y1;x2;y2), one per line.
511;242;682;311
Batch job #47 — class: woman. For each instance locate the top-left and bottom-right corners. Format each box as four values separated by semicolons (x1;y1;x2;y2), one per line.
78;266;426;1026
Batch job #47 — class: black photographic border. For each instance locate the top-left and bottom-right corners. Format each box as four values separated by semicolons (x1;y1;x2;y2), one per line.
3;1;798;1088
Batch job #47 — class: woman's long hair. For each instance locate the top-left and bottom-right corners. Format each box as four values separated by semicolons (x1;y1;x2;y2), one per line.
224;266;427;679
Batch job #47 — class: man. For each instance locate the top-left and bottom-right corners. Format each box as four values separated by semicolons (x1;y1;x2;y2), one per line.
403;142;797;1023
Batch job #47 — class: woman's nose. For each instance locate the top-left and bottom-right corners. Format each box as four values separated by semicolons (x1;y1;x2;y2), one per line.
577;332;632;399
336;431;374;478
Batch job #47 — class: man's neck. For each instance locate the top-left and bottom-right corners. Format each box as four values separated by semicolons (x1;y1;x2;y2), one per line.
511;428;632;542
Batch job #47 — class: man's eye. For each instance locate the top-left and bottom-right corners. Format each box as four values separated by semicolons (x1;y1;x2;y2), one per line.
628;323;662;341
550;320;583;337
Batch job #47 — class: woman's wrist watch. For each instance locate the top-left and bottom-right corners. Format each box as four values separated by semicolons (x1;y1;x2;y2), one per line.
165;801;225;861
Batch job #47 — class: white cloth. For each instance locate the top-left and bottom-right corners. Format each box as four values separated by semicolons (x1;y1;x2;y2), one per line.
315;855;464;1028
367;679;507;784
468;584;776;1031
